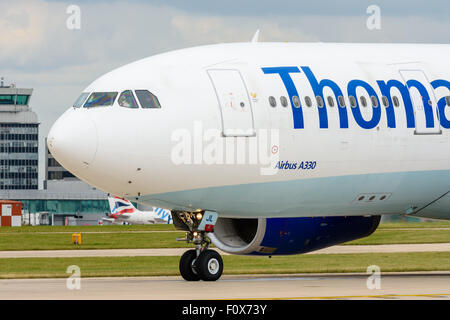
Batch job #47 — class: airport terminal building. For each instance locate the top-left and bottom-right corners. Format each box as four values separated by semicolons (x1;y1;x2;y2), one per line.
0;80;110;225
0;144;111;225
0;81;39;190
0;180;110;225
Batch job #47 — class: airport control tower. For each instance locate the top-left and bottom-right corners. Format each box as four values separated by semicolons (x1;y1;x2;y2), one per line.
0;78;39;190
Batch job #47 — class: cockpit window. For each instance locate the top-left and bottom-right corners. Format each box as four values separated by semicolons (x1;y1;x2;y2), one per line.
73;92;90;108
84;92;118;108
135;90;161;109
118;90;138;108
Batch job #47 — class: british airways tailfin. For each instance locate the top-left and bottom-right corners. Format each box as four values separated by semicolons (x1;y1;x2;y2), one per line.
108;196;136;216
107;196;173;224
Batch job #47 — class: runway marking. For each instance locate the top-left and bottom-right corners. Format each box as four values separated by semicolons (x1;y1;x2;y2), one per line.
252;293;450;300
380;228;450;231
0;274;448;300
220;277;325;282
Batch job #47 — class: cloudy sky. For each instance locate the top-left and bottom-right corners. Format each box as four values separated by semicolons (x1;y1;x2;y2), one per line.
1;0;449;185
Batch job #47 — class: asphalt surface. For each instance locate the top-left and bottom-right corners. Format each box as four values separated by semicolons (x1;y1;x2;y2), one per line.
0;273;448;300
1;243;449;300
0;243;449;258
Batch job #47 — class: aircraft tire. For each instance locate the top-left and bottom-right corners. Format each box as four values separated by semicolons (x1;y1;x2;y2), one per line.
195;250;223;281
179;250;200;281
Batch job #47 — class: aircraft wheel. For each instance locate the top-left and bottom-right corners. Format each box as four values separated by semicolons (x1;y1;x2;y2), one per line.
195;250;223;281
179;250;200;281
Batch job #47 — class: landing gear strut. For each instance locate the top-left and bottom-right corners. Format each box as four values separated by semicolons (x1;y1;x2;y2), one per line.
174;211;223;281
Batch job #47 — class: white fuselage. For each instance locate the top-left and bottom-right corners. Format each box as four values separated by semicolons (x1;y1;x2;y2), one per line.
48;42;450;220
111;209;172;225
111;211;158;225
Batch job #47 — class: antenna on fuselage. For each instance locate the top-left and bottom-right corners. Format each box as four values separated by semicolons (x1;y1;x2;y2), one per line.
251;29;260;43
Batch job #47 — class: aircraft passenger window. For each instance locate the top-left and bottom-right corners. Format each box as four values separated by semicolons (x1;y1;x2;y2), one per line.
84;92;118;108
292;96;301;108
316;96;324;108
338;96;345;108
349;96;357;108
73;93;90;108
360;96;367;107
135;90;161;108
280;96;288;107
327;96;334;107
269;96;277;107
371;96;378;107
304;96;312;107
382;96;389;107
446;96;450;106
118;90;139;108
393;96;400;107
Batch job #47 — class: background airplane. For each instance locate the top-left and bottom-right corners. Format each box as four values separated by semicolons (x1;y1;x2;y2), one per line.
104;196;172;225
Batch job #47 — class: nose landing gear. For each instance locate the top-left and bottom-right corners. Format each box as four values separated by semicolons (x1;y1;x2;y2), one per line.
194;249;223;281
174;211;223;281
179;249;200;281
179;243;224;281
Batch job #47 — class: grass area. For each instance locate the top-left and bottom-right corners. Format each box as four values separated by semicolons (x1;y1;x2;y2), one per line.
346;229;450;245
378;221;450;229
0;252;448;279
0;224;176;233
0;231;190;251
0;222;448;278
1;221;448;234
0;222;448;250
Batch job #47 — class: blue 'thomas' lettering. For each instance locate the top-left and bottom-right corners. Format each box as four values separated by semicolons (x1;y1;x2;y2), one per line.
347;80;381;129
405;80;435;128
376;80;414;128
301;66;349;129
262;67;304;129
431;79;450;129
262;66;449;130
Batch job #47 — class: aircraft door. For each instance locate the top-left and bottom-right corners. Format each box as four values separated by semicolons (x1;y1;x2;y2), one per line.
399;70;441;135
207;69;255;137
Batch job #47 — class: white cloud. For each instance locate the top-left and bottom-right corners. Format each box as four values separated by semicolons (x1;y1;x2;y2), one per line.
0;0;52;65
170;14;318;44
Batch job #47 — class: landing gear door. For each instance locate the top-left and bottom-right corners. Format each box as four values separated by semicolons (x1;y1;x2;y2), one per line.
207;69;256;137
399;70;441;135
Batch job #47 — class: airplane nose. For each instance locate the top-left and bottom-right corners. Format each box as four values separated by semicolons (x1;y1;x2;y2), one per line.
48;110;98;171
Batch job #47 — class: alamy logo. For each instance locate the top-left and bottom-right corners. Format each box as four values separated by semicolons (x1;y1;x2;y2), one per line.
366;5;382;30
66;265;81;290
171;121;279;175
366;265;381;290
262;66;450;130
66;5;81;30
